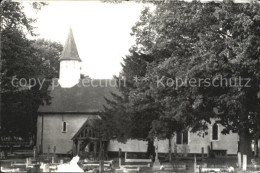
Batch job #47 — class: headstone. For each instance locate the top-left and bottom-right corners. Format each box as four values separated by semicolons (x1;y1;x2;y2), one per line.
43;163;50;172
26;157;32;167
52;156;55;164
238;152;241;168
60;159;63;164
99;160;104;172
194;155;197;173
243;154;247;171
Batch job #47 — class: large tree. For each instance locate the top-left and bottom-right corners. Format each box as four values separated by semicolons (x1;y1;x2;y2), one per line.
130;1;260;157
0;1;62;142
103;50;163;157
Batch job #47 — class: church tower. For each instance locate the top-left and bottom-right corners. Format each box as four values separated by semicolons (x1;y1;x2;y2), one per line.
59;27;82;88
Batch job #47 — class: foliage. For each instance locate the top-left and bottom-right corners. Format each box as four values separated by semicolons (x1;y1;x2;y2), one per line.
0;1;62;140
103;51;158;142
107;1;260;156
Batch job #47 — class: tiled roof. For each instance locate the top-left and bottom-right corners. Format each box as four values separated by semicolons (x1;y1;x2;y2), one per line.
38;79;117;113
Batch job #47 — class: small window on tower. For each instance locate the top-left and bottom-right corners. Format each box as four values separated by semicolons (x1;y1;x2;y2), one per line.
62;122;67;133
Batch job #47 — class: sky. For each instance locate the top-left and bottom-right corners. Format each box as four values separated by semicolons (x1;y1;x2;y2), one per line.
24;1;149;79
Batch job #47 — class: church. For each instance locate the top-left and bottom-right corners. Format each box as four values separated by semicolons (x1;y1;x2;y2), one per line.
36;28;239;158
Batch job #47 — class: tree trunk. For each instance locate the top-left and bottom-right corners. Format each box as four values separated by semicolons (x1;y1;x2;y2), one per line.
146;139;155;161
238;96;252;160
254;139;258;157
239;127;252;159
168;137;172;162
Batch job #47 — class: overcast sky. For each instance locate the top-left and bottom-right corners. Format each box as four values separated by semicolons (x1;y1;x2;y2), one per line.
24;1;149;79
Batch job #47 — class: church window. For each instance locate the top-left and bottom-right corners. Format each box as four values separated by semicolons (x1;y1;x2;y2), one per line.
176;130;189;144
176;132;182;144
183;130;188;144
62;122;67;133
212;123;219;140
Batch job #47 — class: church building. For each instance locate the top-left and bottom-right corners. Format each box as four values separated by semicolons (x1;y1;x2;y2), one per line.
37;28;239;158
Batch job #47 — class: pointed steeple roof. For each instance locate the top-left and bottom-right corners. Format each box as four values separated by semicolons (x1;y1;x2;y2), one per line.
59;27;81;61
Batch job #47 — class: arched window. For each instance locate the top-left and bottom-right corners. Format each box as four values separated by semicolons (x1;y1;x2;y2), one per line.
212;123;219;140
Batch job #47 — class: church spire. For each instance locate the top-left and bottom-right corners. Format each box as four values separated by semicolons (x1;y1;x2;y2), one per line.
59;27;81;62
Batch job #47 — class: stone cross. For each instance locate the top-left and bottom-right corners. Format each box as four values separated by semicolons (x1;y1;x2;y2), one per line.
153;137;160;171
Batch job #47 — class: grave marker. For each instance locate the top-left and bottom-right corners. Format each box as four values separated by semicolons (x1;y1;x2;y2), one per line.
99;160;104;172
43;163;50;172
33;146;37;159
238;152;241;168
243;154;247;171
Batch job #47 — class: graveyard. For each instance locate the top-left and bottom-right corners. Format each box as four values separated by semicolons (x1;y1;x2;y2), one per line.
1;145;260;173
1;1;260;173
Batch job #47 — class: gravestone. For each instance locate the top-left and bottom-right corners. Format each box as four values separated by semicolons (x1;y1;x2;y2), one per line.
53;146;56;163
99;160;104;172
243;154;247;171
194;155;197;172
238;152;241;168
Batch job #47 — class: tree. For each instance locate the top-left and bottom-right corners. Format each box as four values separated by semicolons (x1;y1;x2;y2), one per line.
0;1;62;143
131;1;260;157
103;50;159;158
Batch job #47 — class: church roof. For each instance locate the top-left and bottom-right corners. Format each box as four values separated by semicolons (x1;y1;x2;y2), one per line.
59;27;82;62
38;79;118;113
